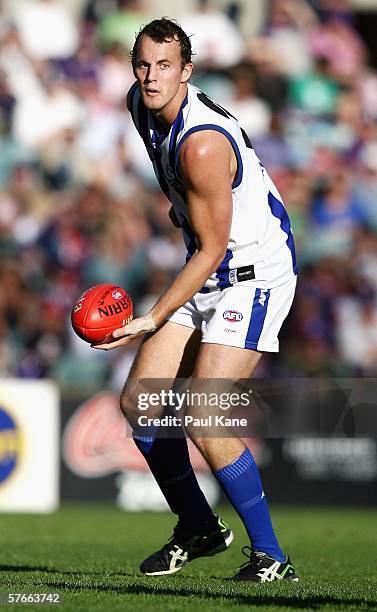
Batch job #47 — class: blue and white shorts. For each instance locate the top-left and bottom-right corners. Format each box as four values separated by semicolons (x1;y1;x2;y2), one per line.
168;276;297;352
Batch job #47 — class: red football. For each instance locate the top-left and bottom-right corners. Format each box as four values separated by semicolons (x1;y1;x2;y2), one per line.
71;284;133;343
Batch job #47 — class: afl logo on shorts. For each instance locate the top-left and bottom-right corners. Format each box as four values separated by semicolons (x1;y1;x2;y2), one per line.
223;310;243;322
0;407;22;484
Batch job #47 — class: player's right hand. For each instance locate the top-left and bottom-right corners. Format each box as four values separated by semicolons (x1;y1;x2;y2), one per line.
91;313;157;350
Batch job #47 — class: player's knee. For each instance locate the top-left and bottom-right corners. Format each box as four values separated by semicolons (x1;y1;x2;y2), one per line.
119;387;139;422
119;387;163;426
119;390;131;420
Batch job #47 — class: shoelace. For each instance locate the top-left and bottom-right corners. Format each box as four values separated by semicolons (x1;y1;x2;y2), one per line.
236;546;263;576
158;523;194;553
155;537;182;564
168;517;220;552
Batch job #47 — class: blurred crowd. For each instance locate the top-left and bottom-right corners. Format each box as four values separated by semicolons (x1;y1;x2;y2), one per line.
1;0;377;393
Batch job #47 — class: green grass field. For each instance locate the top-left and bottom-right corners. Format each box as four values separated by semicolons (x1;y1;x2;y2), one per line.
0;505;376;612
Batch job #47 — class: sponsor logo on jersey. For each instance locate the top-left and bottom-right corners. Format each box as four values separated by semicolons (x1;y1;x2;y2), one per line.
223;310;243;322
0;407;22;484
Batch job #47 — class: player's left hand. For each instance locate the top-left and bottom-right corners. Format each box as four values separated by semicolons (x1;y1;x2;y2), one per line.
91;313;157;350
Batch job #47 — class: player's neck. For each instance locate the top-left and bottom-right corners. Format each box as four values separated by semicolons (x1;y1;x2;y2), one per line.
152;83;188;130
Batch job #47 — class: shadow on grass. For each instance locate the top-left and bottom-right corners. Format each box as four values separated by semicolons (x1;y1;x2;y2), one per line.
0;564;104;577
2;564;376;609
43;577;376;610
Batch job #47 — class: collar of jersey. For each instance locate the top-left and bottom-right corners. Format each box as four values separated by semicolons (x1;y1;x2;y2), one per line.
150;93;188;149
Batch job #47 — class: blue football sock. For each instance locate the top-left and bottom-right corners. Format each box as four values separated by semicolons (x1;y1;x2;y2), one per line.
133;425;214;532
214;447;284;561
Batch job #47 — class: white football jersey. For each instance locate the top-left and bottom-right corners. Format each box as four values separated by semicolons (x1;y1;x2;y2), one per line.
127;82;297;290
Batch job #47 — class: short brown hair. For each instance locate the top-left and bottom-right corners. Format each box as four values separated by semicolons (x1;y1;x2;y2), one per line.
131;18;193;69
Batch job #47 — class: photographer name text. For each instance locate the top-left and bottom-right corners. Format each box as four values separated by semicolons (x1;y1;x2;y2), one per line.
137;415;248;428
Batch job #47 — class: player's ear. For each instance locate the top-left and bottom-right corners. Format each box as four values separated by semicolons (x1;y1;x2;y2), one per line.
181;63;193;83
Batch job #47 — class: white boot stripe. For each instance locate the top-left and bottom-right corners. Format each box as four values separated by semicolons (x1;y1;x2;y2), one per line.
169;547;188;570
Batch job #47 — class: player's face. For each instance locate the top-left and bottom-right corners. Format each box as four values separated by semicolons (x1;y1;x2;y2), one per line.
134;35;192;120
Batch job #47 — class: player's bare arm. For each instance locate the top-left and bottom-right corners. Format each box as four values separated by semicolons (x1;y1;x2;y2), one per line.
150;131;235;322
93;131;236;350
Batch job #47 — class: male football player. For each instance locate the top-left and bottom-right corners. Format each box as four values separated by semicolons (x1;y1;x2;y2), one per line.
93;18;298;582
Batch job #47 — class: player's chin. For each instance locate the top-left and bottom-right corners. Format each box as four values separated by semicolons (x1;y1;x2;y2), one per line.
142;94;163;109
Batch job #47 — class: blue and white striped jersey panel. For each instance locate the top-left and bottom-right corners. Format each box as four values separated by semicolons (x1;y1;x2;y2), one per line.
128;82;297;290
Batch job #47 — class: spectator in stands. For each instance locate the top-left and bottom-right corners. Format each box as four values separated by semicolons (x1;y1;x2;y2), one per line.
227;62;271;139
14;0;79;60
99;0;151;52
180;0;245;68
